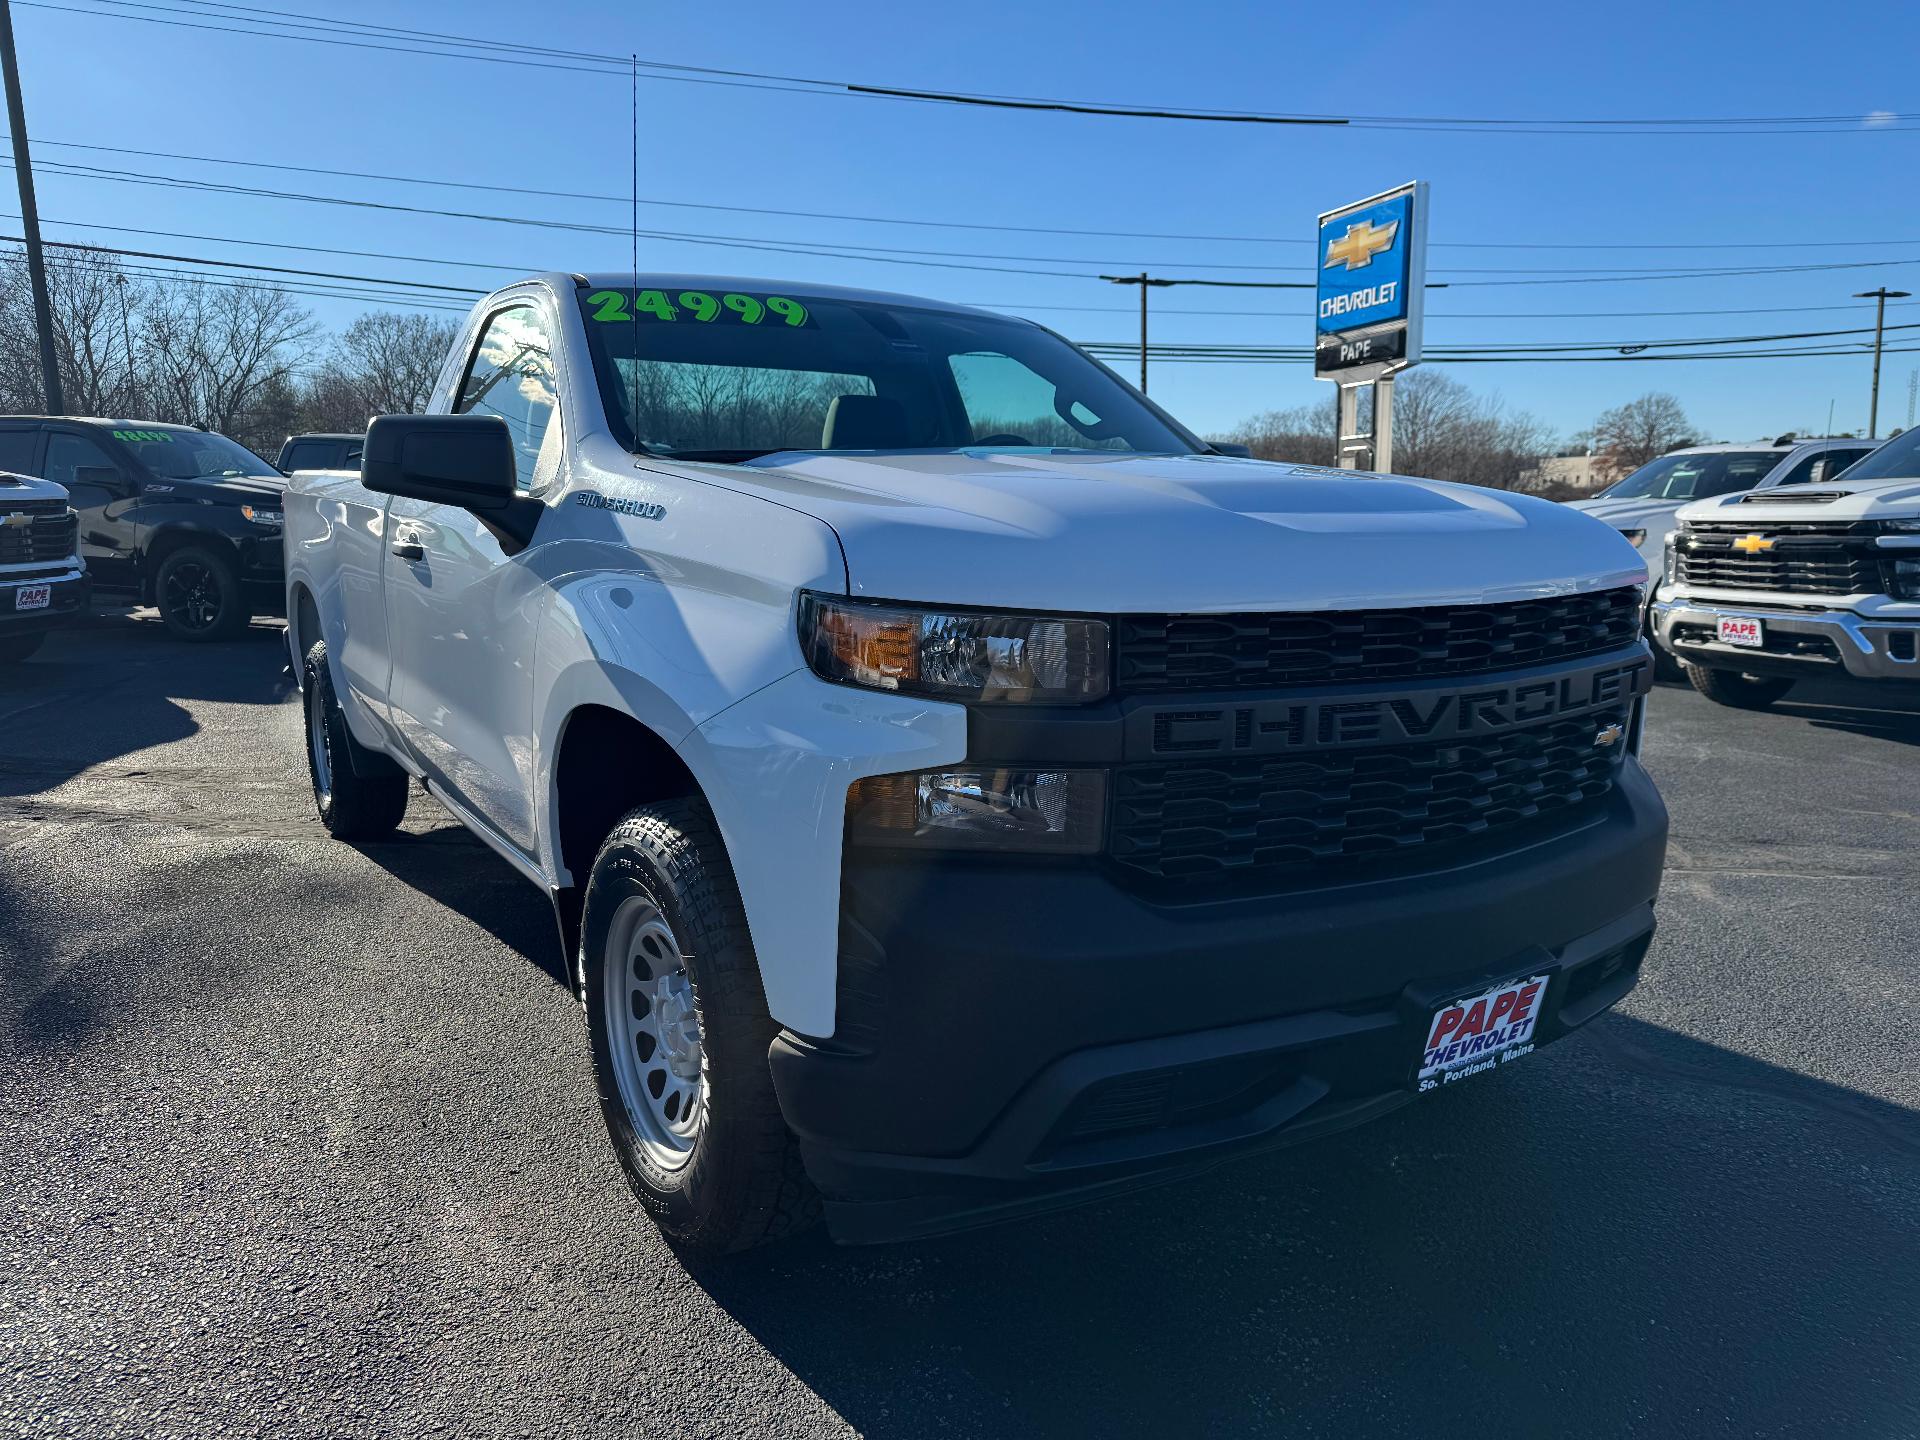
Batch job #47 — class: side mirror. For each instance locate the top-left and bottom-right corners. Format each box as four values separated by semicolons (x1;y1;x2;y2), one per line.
1209;441;1252;458
361;413;542;552
71;465;121;490
362;414;517;511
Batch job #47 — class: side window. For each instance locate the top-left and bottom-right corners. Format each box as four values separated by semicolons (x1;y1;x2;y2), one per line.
455;304;559;492
948;351;1129;450
282;441;326;471
0;427;38;474
43;431;123;490
1776;449;1870;486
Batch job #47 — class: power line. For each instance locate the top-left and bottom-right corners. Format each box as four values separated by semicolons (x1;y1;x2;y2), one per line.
17;153;1920;289
24;0;1920;135
12;134;1920;255
13;233;1918;369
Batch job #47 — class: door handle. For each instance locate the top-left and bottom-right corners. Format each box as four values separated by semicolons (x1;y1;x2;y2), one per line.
391;542;425;561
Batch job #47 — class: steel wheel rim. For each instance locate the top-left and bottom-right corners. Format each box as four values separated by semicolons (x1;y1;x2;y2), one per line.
307;687;333;808
602;896;707;1169
162;560;222;631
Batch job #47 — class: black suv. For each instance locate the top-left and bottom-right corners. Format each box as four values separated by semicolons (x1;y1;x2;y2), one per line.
0;418;286;640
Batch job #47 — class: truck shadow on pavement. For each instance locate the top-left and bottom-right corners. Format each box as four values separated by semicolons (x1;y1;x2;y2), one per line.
352;827;574;992
689;1015;1920;1438
0;610;293;799
1766;678;1920;747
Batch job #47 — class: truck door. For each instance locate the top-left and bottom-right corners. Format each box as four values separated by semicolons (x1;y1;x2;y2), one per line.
382;300;558;854
44;428;140;589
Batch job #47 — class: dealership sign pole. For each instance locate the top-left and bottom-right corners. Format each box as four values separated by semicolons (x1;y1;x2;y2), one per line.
1315;181;1427;472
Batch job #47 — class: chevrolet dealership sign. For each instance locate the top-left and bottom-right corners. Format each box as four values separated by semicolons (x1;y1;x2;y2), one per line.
1315;181;1428;380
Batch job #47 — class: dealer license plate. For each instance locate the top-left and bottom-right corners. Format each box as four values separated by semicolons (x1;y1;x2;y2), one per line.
1717;616;1763;648
1417;974;1549;1092
12;584;50;612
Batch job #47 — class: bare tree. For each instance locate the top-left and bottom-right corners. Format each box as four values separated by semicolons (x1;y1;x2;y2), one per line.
140;280;317;443
331;311;459;418
1212;395;1339;465
1389;371;1553;488
1215;374;1551;487
1591;392;1694;473
0;245;146;415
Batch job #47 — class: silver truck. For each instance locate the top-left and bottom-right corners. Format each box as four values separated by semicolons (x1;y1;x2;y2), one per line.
1655;426;1920;706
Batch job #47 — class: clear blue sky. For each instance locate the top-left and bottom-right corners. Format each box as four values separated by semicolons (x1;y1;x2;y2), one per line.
8;0;1918;443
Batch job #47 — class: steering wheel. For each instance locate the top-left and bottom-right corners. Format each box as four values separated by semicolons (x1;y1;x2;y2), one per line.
973;434;1032;447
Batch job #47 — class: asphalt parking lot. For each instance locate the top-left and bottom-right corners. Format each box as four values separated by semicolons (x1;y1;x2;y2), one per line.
3;610;1917;1439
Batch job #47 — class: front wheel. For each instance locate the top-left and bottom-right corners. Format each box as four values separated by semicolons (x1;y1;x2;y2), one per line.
302;640;409;839
1684;663;1794;710
154;544;248;641
581;798;818;1256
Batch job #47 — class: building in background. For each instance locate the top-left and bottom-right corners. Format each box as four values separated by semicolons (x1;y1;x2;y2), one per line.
1515;454;1618;498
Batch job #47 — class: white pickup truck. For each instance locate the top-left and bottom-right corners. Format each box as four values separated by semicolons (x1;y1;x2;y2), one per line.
285;273;1667;1253
1653;427;1920;708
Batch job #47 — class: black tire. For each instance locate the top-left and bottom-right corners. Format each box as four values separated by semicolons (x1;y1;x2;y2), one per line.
1684;662;1794;710
154;544;248;641
581;798;818;1256
0;631;47;664
302;640;409;839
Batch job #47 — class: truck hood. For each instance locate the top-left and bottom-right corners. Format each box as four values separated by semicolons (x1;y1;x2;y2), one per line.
1676;476;1920;527
1565;495;1688;530
716;451;1646;612
0;470;70;506
142;474;286;505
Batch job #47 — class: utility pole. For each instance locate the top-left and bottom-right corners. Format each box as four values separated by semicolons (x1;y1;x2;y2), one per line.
1100;273;1173;394
1854;287;1911;438
113;272;134;410
0;0;60;414
1907;368;1917;430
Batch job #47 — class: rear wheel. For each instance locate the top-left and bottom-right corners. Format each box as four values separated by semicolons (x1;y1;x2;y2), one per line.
1684;663;1794;710
302;640;409;839
581;798;817;1256
0;632;47;664
155;544;247;641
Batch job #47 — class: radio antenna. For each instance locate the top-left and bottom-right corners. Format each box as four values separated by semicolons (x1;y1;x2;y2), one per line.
629;52;640;444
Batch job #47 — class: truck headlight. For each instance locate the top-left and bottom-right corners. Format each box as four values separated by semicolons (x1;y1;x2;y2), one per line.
240;505;283;528
1618;527;1647;548
847;768;1106;852
1891;559;1920;599
799;594;1109;704
1880;520;1920;534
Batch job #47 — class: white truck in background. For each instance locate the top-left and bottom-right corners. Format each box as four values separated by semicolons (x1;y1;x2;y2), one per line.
1655;426;1920;707
284;272;1667;1254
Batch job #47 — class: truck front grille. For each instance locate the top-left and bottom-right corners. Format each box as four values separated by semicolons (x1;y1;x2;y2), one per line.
1110;706;1628;884
0;499;75;566
1116;586;1640;694
1675;522;1882;596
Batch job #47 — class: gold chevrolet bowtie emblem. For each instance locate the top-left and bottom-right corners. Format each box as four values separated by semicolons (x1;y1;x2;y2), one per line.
1732;534;1775;554
1323;218;1400;271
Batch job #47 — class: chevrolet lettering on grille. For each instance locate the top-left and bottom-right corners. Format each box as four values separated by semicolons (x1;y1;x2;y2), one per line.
1138;654;1653;758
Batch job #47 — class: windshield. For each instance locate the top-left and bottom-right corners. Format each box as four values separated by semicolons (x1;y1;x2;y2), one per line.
578;285;1196;461
113;428;280;480
1598;450;1779;501
1829;428;1918;483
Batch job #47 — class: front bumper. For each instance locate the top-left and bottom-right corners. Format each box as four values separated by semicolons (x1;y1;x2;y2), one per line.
1652;596;1920;681
0;565;90;633
771;760;1668;1245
